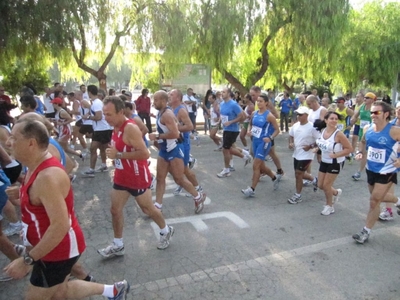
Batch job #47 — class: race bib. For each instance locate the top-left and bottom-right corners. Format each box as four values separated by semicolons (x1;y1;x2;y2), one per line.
360;120;370;128
316;141;328;151
367;146;385;164
337;124;344;131
114;158;123;170
251;125;262;138
221;115;228;126
22;222;32;247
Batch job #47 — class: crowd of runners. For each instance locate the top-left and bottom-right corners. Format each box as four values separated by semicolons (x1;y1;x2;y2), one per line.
0;82;400;299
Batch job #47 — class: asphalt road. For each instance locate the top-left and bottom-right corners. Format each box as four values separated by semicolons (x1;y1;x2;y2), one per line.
2;131;400;300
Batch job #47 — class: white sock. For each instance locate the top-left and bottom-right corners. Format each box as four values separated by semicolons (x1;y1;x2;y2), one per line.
154;202;162;209
224;168;230;173
102;285;115;298
313;177;317;184
194;192;201;200
242;149;249;157
229;159;233;166
396;197;400;206
295;193;301;197
160;226;169;235
113;238;123;247
101;163;107;167
363;227;371;234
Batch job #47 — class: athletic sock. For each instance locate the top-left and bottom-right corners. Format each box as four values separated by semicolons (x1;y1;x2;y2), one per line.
154;202;162;209
160;226;169;235
396;197;400;206
102;285;115;297
113;238;123;247
363;227;371;234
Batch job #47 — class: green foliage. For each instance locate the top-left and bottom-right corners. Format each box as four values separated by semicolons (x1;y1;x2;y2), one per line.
333;1;400;90
1;62;50;97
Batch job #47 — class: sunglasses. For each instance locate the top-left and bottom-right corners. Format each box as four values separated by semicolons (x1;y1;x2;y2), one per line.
370;110;383;115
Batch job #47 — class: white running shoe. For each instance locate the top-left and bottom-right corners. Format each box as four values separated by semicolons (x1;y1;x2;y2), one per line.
244;155;252;167
241;186;255;197
157;226;175;250
217;169;231;178
273;174;282;191
321;205;335;216
173;186;183;195
333;189;342;203
97;243;125;258
194;193;206;214
95;165;108;172
379;208;394;221
108;280;130;300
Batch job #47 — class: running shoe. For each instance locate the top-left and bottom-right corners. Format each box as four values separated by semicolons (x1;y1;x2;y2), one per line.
108;280;130;300
229;166;236;172
194;193;206;214
189;158;197;169
273;174;282;191
173;186;183;195
321;205;335;216
217;169;231;178
303;179;312;186
352;228;369;244
185;186;204;197
0;272;13;282
244;155;252;167
157;226;175;250
3;223;22;236
95;165;108;172
97;243;125;258
82;169;95;177
352;171;361;181
333;189;342;203
313;177;318;192
288;194;302;204
241;186;255;197
379;208;394;221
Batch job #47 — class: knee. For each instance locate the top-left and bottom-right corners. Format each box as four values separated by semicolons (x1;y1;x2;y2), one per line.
110;205;122;217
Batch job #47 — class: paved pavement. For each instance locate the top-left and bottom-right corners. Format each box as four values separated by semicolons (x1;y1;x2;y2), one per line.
2;131;400;299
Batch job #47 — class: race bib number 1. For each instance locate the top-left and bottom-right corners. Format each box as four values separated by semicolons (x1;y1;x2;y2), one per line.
367;146;385;164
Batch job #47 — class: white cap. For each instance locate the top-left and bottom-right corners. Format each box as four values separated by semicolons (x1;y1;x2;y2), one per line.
295;106;309;115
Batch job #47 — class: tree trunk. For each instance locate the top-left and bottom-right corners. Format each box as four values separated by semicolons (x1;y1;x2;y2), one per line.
97;71;107;91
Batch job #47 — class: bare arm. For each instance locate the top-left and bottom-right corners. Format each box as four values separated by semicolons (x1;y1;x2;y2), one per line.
268;102;279;118
331;131;353;158
177;109;194;133
133;115;148;137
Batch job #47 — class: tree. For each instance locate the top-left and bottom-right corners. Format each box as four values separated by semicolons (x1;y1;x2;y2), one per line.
161;0;350;95
333;1;400;90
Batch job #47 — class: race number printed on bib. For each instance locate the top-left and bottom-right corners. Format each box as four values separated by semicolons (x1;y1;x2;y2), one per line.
251;125;262;138
367;146;385;164
114;158;123;170
360;120;370;128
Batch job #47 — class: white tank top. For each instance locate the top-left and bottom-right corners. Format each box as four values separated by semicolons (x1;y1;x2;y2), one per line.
316;128;345;164
308;106;324;123
210;105;220;126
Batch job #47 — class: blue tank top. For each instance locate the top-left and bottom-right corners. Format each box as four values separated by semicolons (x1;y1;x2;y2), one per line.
156;108;178;152
390;118;400;171
173;105;190;144
49;138;66;167
365;123;398;174
251;110;270;142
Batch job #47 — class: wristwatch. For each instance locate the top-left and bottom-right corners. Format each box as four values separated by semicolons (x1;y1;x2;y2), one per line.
269;136;274;141
23;253;35;265
116;152;122;159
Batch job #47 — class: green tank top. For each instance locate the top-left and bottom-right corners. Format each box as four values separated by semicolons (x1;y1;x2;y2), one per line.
359;103;371;139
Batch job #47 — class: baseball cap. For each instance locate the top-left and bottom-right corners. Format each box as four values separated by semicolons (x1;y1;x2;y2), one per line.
50;97;63;105
295;106;309;115
364;92;377;100
125;91;132;97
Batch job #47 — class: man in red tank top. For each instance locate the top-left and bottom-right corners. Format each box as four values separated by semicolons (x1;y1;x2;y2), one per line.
97;96;173;258
4;118;129;299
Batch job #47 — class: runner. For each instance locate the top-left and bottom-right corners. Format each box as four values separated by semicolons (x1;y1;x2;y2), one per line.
241;93;282;197
315;111;353;215
149;91;206;214
352;101;400;244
